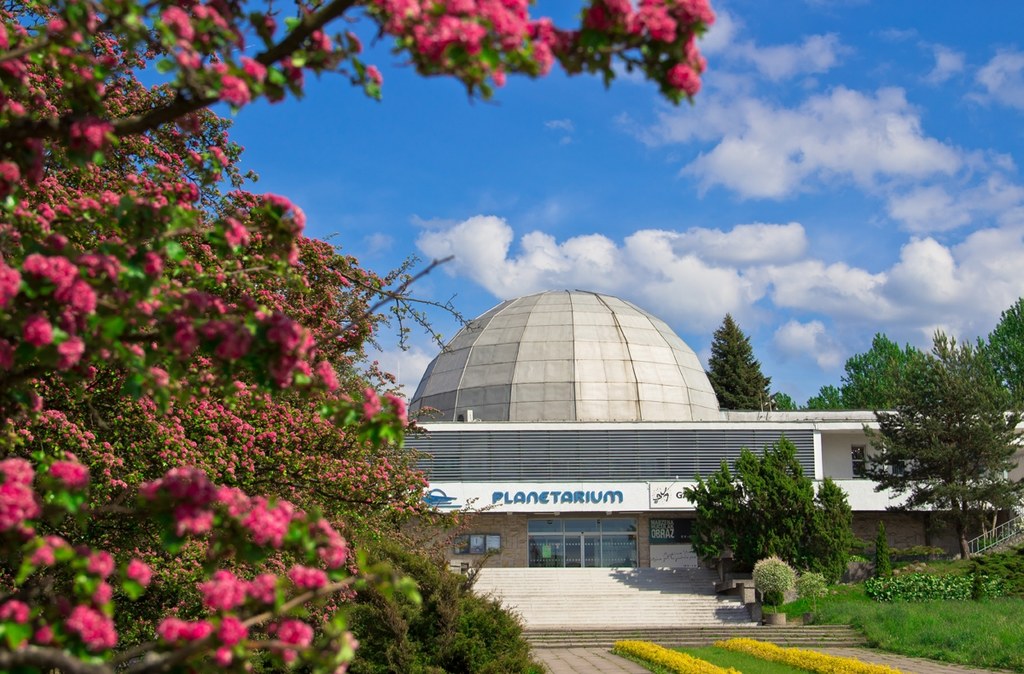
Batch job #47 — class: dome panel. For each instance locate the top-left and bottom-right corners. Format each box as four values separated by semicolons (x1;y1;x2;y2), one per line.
409;290;722;422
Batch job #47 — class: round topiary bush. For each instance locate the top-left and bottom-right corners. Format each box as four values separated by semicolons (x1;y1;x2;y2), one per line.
753;556;796;609
796;571;828;612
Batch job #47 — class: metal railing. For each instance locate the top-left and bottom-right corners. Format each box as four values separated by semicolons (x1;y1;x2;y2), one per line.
967;509;1024;556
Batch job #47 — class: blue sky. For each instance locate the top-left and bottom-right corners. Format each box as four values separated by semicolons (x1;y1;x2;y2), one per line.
229;1;1024;405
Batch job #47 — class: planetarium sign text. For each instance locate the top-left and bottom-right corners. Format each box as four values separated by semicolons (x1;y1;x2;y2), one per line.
491;488;624;506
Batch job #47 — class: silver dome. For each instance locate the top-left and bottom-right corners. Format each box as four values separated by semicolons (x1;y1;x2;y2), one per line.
410;290;721;422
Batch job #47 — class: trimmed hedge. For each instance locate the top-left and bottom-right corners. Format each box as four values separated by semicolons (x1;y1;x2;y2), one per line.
613;641;738;674
865;572;1004;602
715;638;903;674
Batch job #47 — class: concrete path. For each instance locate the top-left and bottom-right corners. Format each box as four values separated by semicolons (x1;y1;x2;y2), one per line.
532;647;651;673
532;647;1010;673
817;647;1010;674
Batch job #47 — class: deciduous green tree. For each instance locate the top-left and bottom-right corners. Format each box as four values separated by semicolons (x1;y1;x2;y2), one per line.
868;333;1024;559
805;335;922;410
988;297;1024;408
841;334;922;410
707;314;771;410
805;384;843;410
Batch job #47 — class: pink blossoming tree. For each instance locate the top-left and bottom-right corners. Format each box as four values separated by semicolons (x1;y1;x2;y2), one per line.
0;0;713;671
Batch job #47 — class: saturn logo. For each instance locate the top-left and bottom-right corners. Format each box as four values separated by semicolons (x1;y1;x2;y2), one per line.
423;488;459;508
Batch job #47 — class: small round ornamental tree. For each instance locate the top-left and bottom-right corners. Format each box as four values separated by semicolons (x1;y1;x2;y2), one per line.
1;0;715;671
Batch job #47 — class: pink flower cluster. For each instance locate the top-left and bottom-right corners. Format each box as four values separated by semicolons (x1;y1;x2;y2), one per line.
0;457;40;532
273;619;314;663
50;458;89;488
242;496;296;547
68;118;114;153
288;564;328;590
200;570;249;611
66;605;117;651
126;558;153;587
157;617;214;644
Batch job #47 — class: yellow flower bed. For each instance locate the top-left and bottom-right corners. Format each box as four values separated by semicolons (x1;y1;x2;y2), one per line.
613;640;739;674
714;638;903;674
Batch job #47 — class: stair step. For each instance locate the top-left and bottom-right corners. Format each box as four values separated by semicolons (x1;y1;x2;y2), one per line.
525;626;867;648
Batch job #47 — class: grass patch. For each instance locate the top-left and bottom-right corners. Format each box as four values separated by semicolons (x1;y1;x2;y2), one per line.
784;587;1024;672
679;647;807;674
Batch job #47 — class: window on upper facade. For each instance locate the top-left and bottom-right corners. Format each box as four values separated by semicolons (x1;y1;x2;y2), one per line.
851;445;867;478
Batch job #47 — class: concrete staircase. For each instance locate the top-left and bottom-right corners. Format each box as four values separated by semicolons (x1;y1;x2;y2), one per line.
525;625;866;649
472;567;754;629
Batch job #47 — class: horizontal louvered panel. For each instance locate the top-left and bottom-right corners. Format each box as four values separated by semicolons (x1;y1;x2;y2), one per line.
411;429;814;482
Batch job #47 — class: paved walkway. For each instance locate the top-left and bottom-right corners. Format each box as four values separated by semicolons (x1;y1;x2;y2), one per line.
531;647;1010;673
532;647;650;673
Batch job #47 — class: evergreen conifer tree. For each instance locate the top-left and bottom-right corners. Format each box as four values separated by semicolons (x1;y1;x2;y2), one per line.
874;521;892;577
708;314;771;410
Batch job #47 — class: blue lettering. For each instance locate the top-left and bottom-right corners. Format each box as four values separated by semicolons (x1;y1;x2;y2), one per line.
492;492;503;504
513;491;526;504
550;491;561;502
526;492;540;504
588;491;599;503
560;492;573;504
573;491;584;503
540;491;550;504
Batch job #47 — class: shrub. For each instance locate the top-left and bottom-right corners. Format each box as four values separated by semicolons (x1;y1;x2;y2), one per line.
753;556;796;608
796;571;828;612
613;641;739;674
715;638;903;674
865;573;1005;602
969;544;1024;597
874;522;892;578
347;538;538;674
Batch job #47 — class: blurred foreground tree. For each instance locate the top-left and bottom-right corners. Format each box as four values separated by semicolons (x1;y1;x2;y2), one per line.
0;0;717;671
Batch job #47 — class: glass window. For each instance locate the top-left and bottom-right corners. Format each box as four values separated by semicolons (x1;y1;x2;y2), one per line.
601;535;638;567
528;519;562;533
601;518;637;532
851;445;866;478
528;536;563;567
563;518;600;533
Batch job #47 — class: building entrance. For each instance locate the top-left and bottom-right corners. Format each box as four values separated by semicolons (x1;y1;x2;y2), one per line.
527;518;637;568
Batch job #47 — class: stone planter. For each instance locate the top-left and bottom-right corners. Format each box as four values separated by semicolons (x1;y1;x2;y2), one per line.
763;612;787;626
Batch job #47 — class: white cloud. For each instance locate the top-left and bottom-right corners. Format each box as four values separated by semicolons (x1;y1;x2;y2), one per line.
886;185;970;232
976;50;1024;109
774;320;844;369
887;173;1024;233
415;214;1024;372
363;232;394;254
925;45;965;85
735;34;847;81
673;222;808;264
545;119;574;133
640;87;962;199
699;8;739;56
544;118;575;144
371;344;437;398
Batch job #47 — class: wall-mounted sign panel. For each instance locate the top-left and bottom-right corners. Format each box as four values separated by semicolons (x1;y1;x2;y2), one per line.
425;482;652;512
648;481;697;509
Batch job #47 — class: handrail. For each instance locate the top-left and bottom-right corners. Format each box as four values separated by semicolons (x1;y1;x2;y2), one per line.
968;510;1024;556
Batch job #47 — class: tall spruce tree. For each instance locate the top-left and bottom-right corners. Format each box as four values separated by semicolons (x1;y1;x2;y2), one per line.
708;314;771;410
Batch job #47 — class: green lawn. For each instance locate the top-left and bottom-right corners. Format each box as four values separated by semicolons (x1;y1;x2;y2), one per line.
781;585;1024;672
678;647;808;673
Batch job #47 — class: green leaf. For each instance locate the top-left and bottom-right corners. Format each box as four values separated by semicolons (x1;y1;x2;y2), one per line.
121;579;145;600
1;622;32;650
164;240;186;262
156;59;175;74
100;316;127;340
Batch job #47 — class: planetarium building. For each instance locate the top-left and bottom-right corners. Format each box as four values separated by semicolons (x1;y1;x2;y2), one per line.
408;290;961;569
